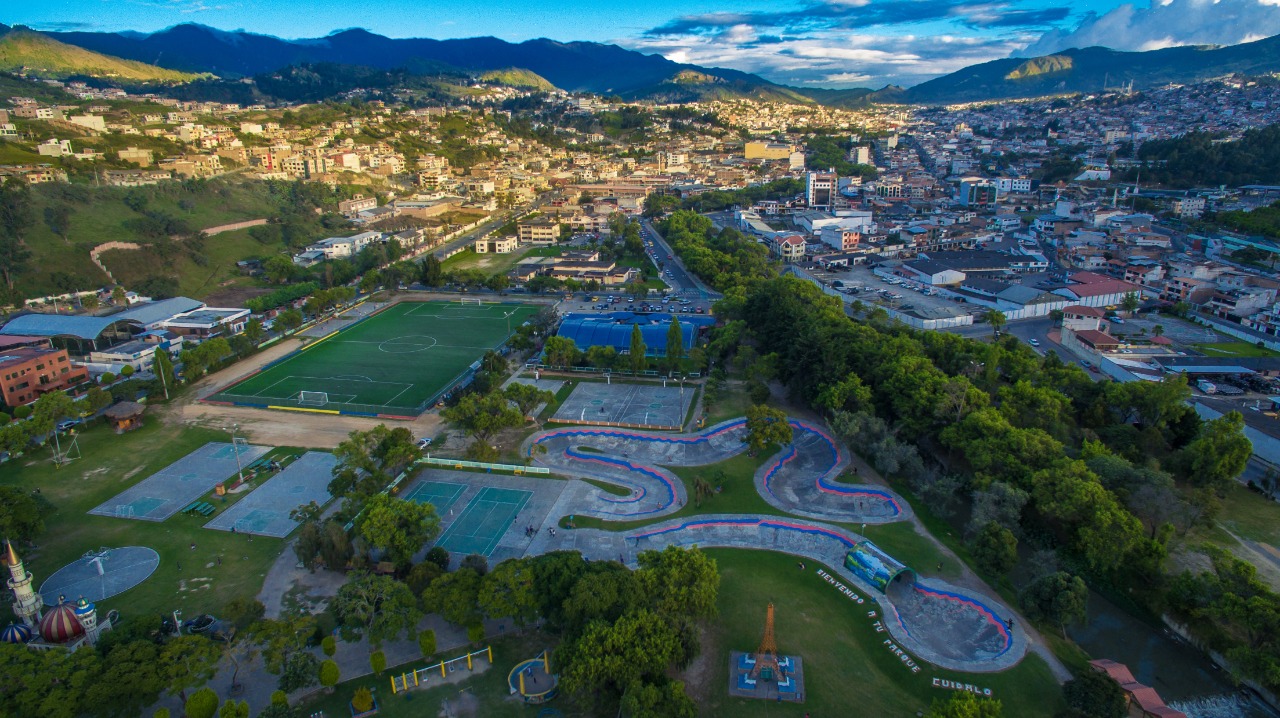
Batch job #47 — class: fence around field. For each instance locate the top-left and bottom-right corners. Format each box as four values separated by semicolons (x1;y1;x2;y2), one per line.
417;456;550;474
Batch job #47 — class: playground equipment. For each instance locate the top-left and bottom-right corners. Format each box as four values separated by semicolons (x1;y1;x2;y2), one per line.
508;650;559;704
388;646;492;694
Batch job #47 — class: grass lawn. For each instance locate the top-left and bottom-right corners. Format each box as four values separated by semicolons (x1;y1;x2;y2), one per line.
295;630;591;718
441;244;560;277
4;416;289;619
1216;482;1280;545
700;549;1064;717
1192;342;1280;358
704;382;754;427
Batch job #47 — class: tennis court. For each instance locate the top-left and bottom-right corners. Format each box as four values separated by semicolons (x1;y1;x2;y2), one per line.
88;442;270;522
207;301;540;416
436;487;532;556
402;480;468;516
204;452;338;537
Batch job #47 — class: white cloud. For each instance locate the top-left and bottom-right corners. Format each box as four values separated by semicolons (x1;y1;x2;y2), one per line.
1021;0;1280;56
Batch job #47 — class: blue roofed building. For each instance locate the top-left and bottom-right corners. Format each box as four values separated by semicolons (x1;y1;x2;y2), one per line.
555;312;715;357
0;297;207;355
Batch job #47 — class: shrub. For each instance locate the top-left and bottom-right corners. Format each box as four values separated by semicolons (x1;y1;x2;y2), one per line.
467;622;485;644
270;690;288;707
120;364;135;377
14;405;32;419
185;688;219;718
100;372;116;384
370;649;386;675
351;687;374;713
321;635;336;657
418;629;437;658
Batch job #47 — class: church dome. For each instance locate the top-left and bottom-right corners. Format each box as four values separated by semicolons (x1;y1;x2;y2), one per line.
39;597;85;643
0;623;32;644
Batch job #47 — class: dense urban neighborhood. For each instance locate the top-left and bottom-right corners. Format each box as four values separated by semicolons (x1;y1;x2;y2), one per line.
4;15;1280;718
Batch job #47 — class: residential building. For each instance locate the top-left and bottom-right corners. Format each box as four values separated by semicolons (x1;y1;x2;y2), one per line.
475;236;518;254
806;171;837;210
770;233;807;263
518;218;559;243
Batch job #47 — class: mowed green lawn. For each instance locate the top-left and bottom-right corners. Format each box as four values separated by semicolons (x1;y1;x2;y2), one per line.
211;301;539;414
1193;341;1280;358
2;417;289;620
701;549;1064;717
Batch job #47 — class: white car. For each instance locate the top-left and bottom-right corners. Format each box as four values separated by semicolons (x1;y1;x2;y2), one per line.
416;438;432;449
1029;339;1040;347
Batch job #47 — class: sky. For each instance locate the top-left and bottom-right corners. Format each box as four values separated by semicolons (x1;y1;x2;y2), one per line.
10;0;1280;88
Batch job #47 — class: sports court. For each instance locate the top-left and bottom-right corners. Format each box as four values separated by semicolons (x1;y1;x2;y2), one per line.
402;480;467;515
208;301;540;416
551;381;693;430
88;442;270;522
436;487;533;556
204;452;338;537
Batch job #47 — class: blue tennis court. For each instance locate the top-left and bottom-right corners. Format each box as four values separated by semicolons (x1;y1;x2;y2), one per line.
402;481;467;515
436;487;532;556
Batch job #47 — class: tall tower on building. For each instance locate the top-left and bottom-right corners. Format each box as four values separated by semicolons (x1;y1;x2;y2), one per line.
4;540;44;629
73;597;101;645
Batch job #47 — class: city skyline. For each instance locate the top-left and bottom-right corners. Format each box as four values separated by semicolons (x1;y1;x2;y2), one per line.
9;0;1280;87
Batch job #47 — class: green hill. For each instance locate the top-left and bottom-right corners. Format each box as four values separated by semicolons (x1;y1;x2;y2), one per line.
0;27;204;83
476;67;556;91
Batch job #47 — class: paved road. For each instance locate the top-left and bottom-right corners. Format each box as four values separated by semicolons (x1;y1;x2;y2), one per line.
420;191;561;263
640;217;722;303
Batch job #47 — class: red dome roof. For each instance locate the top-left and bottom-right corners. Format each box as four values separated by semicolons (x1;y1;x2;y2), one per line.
39;598;85;643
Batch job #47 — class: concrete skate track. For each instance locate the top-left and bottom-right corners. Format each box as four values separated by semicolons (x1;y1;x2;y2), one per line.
524;418;906;522
521;417;1025;672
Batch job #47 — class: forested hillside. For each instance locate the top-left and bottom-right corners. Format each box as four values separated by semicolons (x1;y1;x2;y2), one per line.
1124;123;1280;187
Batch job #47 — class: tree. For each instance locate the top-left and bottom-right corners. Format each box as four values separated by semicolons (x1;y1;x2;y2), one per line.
925;691;1004;717
985;309;1006;333
352;687;374;713
0;179;34;290
542;336;581;369
319;659;341;689
744;404;792;456
971;521;1018;578
185;688;219;718
161;635;221;703
43;204;72;243
503;383;553;420
277;652;320;693
1062;669;1127;718
321;635;336;657
243;318;265;344
461;553;489;576
441;392;524;445
370;649;387;674
333;573;423;645
421;254;444;287
478;558;538;625
275;308;303;332
263;255;299;284
1182;411;1252;490
635;546;720;620
620;679;697;718
0;486;48;543
664;317;685;371
418;629;437;658
1121;291;1141;317
629;325;648;374
356;494;441;567
1020;572;1088;637
559;609;685;705
422;568;483;626
585;344;618;369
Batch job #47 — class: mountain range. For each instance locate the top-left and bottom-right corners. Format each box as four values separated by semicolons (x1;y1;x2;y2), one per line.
6;23;1280;105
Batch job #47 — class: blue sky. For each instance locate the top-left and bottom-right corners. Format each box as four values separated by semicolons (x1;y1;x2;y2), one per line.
10;0;1280;87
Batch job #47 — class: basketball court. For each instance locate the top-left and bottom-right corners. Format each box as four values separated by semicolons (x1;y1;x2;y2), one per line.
551;381;694;430
88;442;270;522
435;487;533;556
207;300;540;416
39;546;160;604
204;452;338;537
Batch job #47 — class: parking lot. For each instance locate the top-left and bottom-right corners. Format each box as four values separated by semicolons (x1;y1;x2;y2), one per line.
802;263;974;318
559;292;710;316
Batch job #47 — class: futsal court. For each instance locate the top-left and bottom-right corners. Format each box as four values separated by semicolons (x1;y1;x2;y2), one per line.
88;442;269;522
208;300;539;415
551;381;693;430
204;452;338;537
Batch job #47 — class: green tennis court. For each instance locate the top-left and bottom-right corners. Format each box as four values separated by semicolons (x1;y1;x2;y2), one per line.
436;487;532;556
402;480;467;515
208;301;539;416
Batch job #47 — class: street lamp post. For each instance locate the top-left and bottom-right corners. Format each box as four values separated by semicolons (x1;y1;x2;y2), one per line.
230;424;244;482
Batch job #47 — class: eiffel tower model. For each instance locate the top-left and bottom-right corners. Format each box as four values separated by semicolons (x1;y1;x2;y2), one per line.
749;603;786;681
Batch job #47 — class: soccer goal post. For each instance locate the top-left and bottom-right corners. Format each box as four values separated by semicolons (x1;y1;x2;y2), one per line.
298;391;329;406
458;297;484;306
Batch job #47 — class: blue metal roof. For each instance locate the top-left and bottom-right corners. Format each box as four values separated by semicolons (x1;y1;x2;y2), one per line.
557;312;714;357
0;314;127;340
0;297;204;341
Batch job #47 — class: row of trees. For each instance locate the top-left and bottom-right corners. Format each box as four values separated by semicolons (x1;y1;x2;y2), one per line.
541;320;690;375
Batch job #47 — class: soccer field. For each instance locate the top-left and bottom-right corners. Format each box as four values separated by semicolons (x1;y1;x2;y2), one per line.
208;301;539;416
